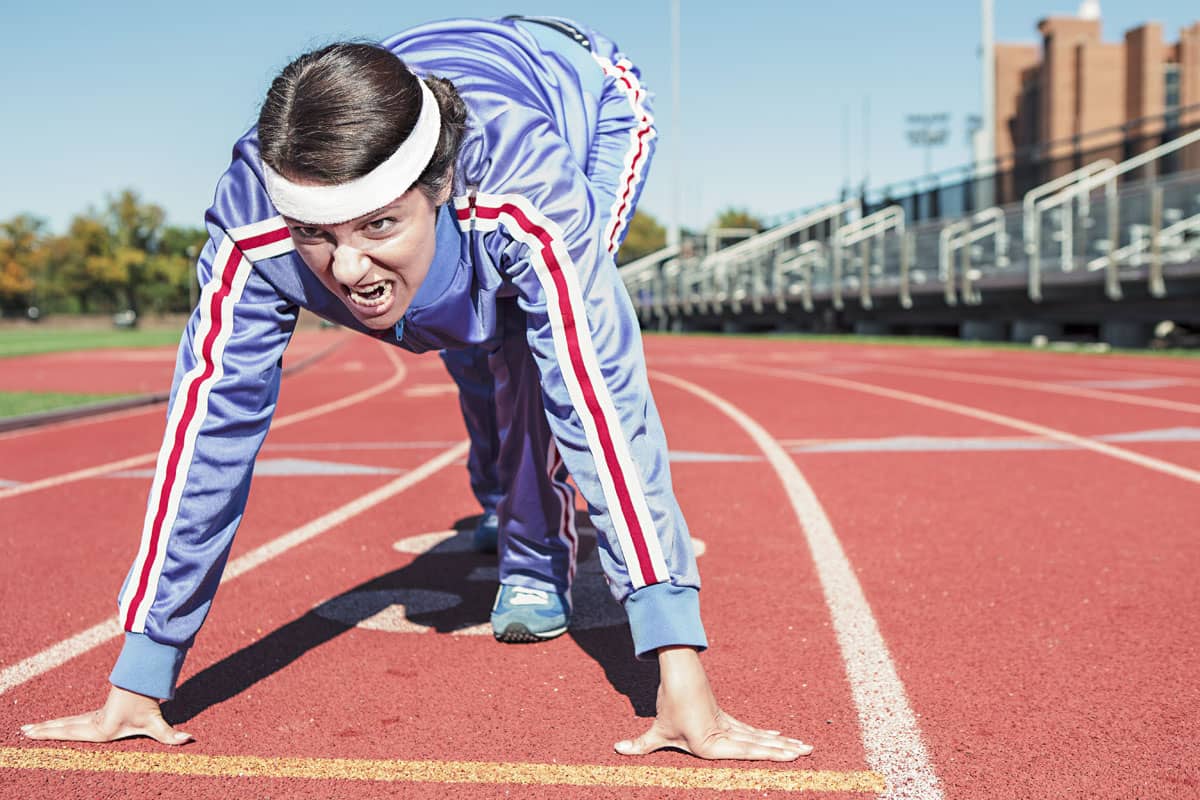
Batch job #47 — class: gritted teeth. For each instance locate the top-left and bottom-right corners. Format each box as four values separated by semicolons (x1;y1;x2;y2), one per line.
345;279;393;307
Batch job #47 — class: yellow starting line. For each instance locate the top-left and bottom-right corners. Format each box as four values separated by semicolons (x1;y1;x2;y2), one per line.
0;748;886;793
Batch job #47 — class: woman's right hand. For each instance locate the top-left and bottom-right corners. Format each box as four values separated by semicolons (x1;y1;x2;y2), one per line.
21;685;192;745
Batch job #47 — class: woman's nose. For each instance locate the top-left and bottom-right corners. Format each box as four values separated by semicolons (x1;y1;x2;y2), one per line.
330;244;370;286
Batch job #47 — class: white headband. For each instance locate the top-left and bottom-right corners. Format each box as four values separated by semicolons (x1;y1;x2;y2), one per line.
262;78;442;224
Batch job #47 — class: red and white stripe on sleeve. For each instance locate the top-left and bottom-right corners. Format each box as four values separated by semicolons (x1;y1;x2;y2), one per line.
119;218;294;632
455;193;670;589
591;54;656;255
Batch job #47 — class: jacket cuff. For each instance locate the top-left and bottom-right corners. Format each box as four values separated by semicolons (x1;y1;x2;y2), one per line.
109;632;188;701
623;583;708;659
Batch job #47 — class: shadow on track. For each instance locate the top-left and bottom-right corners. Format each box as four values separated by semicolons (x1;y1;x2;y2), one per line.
163;514;658;725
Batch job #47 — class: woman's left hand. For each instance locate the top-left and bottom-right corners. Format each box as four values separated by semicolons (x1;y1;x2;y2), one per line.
614;646;813;761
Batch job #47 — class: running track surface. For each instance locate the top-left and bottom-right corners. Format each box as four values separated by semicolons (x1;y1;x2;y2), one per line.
1;330;1197;799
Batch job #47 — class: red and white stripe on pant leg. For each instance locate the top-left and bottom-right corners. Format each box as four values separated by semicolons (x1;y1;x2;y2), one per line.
119;219;294;632
455;192;670;590
546;440;579;593
591;54;656;254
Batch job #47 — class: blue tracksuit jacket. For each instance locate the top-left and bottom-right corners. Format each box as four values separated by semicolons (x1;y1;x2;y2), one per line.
111;17;705;700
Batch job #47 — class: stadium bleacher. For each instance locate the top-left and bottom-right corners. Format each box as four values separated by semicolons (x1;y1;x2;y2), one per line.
621;123;1200;348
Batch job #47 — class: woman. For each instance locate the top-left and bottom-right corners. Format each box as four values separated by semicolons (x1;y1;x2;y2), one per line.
21;16;811;761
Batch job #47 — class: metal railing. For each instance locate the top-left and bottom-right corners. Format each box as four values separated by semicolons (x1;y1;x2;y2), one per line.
831;205;905;310
620;129;1200;324
1028;128;1200;301
940;207;1009;306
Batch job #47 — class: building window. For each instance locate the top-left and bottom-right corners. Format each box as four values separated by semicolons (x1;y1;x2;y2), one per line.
1164;63;1181;130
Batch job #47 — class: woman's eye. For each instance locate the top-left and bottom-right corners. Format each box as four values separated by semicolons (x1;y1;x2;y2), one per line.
292;226;324;240
366;217;397;233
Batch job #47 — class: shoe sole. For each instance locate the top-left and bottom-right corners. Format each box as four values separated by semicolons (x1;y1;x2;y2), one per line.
493;623;568;643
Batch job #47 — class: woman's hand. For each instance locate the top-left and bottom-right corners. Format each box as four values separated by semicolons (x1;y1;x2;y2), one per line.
21;685;192;745
615;646;812;761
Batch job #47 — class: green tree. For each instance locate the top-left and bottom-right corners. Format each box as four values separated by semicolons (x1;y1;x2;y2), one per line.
144;226;207;312
0;215;46;314
616;209;668;265
51;213;116;313
712;207;766;233
45;190;204;316
102;190;168;316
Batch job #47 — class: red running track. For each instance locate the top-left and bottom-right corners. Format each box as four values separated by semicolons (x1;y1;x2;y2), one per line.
0;332;1197;799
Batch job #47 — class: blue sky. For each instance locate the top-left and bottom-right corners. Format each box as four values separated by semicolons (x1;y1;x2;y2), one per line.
3;1;1198;233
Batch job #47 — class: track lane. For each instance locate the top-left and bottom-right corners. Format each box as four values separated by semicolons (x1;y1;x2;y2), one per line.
2;342;879;798
0;339;461;677
0;329;355;481
0;348;179;395
652;372;941;799
829;361;1200;414
792;446;1200;799
0;336;403;494
714;362;1200;485
642;342;1199;799
7;332;1199;799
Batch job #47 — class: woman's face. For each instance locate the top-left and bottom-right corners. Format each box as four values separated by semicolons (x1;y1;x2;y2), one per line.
284;187;443;331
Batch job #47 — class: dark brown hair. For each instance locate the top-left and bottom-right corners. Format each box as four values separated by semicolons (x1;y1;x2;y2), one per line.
257;42;468;204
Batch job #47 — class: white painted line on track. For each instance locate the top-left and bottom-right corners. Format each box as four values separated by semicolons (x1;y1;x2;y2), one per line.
0;346;408;501
752;346;1200;386
726;363;1200;485
221;440;468;582
262;441;462;452
0;439;469;696
858;362;1200;415
0;618;123;697
652;370;943;800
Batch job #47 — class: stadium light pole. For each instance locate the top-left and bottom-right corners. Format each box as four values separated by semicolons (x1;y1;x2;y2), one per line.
906;113;950;179
670;0;681;248
979;0;996;207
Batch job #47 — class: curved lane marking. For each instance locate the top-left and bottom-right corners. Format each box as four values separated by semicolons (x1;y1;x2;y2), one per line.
312;529;710;637
725;363;1200;485
0;344;407;501
652;370;943;800
860;361;1200;415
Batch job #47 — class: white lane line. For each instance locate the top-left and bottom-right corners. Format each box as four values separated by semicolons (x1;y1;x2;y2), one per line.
403;383;460;397
860;362;1200;415
0;346;407;501
263;441;462;452
856;351;1200;386
1065;379;1185;390
776;428;1200;454
221;440;468;581
0;439;469;696
726;363;1200;485
0;618;124;697
652;371;943;800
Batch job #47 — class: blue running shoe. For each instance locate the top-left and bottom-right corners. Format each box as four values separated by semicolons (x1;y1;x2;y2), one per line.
473;512;499;554
491;584;570;642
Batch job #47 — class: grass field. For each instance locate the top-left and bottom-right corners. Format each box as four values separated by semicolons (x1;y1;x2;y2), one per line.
0;328;183;359
0;327;176;417
0;391;133;419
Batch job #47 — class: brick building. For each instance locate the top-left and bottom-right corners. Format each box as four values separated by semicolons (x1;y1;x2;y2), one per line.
995;8;1200;172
